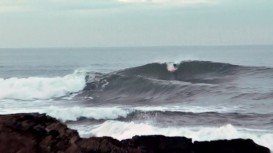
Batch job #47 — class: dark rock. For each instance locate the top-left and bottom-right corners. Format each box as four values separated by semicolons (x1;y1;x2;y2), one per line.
0;113;80;153
79;137;128;153
0;113;270;153
194;139;270;153
121;135;193;153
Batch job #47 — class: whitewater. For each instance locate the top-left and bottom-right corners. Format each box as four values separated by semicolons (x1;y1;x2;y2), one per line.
0;70;86;100
0;46;273;151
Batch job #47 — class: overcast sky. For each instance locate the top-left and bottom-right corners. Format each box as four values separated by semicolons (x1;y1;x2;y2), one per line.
0;0;273;48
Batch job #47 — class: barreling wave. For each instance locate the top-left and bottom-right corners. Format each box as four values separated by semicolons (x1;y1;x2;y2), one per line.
80;61;257;104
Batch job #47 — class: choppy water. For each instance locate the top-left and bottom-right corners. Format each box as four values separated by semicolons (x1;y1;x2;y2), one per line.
0;46;273;150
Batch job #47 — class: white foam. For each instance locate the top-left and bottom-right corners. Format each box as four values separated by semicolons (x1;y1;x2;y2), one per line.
135;105;240;113
0;104;240;122
0;70;86;100
153;56;200;64
80;121;273;151
43;106;132;121
0;106;133;122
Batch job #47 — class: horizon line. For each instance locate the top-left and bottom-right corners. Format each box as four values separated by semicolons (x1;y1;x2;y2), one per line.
0;44;273;49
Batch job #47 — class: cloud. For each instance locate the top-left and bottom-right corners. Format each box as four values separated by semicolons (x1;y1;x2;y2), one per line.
117;0;214;5
0;0;28;13
0;0;214;13
0;0;121;13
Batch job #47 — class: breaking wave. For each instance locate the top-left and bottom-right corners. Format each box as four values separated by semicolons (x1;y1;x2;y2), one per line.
0;70;86;100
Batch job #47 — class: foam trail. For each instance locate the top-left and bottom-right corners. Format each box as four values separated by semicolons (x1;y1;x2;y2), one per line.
0;106;133;122
135;105;241;113
79;121;273;151
43;106;132;121
0;70;86;100
0;104;241;121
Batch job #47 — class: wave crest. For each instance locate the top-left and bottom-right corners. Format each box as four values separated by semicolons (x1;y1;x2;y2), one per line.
0;70;86;100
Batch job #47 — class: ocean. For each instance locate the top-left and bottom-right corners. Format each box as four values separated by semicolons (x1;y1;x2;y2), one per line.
0;46;273;151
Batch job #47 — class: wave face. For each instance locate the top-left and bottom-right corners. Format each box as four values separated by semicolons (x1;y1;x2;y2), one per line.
80;61;273;105
0;70;86;100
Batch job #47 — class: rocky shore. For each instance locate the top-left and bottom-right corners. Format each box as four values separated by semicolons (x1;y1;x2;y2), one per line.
0;113;270;153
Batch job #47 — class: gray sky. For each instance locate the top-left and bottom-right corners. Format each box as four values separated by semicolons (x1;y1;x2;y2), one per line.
0;0;273;48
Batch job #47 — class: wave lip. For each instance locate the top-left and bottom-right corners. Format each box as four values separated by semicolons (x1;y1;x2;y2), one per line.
0;70;86;100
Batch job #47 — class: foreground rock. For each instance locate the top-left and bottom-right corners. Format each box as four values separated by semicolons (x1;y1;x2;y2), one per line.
0;113;270;153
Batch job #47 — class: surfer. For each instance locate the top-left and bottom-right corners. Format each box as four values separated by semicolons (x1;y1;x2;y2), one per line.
167;63;178;80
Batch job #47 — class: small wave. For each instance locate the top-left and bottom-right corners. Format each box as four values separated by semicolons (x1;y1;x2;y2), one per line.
0;104;241;122
79;121;273;151
43;106;132;122
56;105;239;122
0;106;133;122
5;105;270;130
0;70;86;100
